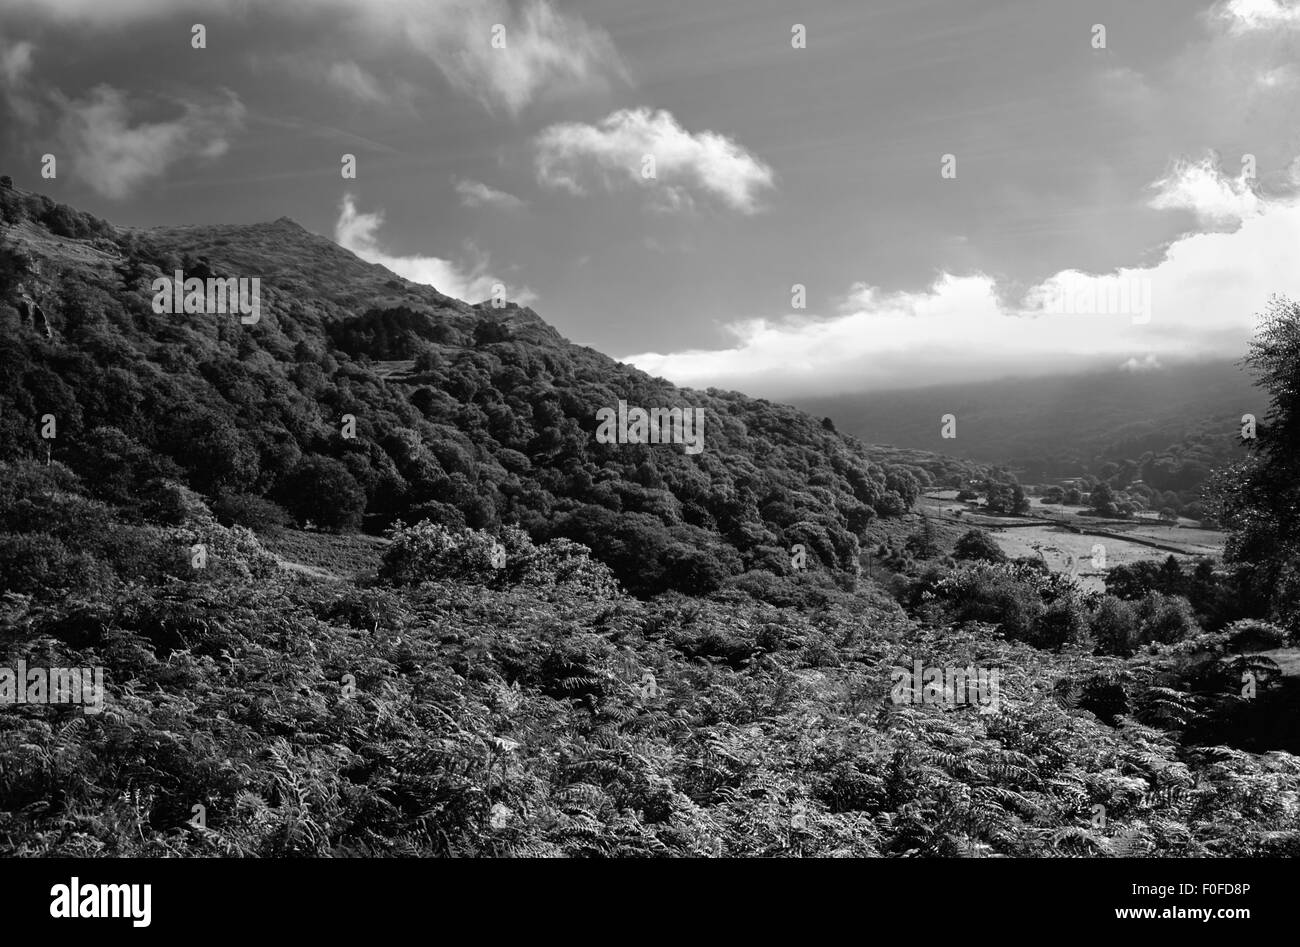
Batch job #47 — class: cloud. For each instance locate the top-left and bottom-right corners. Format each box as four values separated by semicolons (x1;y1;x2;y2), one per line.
0;38;38;123
1120;354;1163;372
535;108;775;214
1214;0;1300;32
334;193;533;304
2;0;625;115
325;61;387;104
0;38;34;84
623;162;1300;398
1148;154;1262;227
393;0;626;115
54;86;246;199
0;0;197;23
1256;64;1297;88
455;177;526;209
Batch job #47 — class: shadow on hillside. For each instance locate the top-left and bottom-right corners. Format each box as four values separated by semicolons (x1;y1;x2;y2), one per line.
1183;676;1300;755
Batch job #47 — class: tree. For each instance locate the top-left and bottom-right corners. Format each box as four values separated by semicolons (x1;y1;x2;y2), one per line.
279;455;366;531
953;529;1005;562
1031;594;1091;651
1105;560;1161;600
884;468;920;511
1091;596;1139;656
1090;482;1117;516
1156;555;1187;596
984;477;1027;514
1010;482;1030;514
1135;591;1199;645
904;515;939;559
1218;297;1300;630
1158;507;1179;523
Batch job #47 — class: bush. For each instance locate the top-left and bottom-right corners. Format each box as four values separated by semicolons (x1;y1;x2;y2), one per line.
212;492;292;534
930;562;1047;642
1135;592;1200;646
141;478;213;527
1091;596;1139;656
1222;619;1287;651
0;532;111;594
953;529;1006;562
379;521;619;596
1030;595;1092;651
380;520;498;585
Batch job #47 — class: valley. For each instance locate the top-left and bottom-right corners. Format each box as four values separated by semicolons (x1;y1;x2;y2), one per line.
1;185;1297;861
919;491;1227;591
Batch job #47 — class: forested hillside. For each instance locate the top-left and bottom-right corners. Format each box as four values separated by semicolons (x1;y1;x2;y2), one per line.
0;184;982;598
2;186;1299;859
797;364;1262;491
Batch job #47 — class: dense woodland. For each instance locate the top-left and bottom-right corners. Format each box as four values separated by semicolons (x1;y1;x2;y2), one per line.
2;186;1299;857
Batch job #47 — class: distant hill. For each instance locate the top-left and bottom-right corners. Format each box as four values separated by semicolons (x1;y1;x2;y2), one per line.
795;363;1264;484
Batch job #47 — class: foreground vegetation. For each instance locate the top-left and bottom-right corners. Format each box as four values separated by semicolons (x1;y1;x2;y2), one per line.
2;461;1298;857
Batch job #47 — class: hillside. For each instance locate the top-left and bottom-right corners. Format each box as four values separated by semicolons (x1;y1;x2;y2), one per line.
0;184;990;598
797;364;1263;485
2;186;1299;860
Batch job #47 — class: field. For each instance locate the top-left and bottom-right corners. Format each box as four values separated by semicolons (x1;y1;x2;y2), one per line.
920;493;1227;591
982;525;1193;591
259;528;389;581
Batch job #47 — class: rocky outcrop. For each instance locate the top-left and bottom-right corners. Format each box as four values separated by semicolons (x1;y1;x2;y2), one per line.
18;292;52;338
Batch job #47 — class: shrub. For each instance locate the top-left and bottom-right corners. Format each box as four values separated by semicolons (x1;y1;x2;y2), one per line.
1135;592;1200;646
379;520;620;597
212;492;293;534
1030;595;1092;651
1091;596;1139;656
1222;618;1287;651
0;531;111;594
930;562;1046;642
953;529;1006;562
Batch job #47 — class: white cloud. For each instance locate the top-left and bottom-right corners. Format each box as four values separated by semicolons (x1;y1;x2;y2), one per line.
455;177;526;209
1120;354;1163;372
2;0;625;116
0;38;38;123
395;0;626;115
54;85;245;199
624;162;1300;397
334;193;534;305
0;38;34;84
325;61;387;104
0;0;192;22
1256;65;1297;88
1148;154;1262;226
1214;0;1300;32
535;108;775;214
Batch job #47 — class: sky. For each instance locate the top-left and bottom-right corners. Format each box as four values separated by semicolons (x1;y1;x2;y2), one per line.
2;0;1300;397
